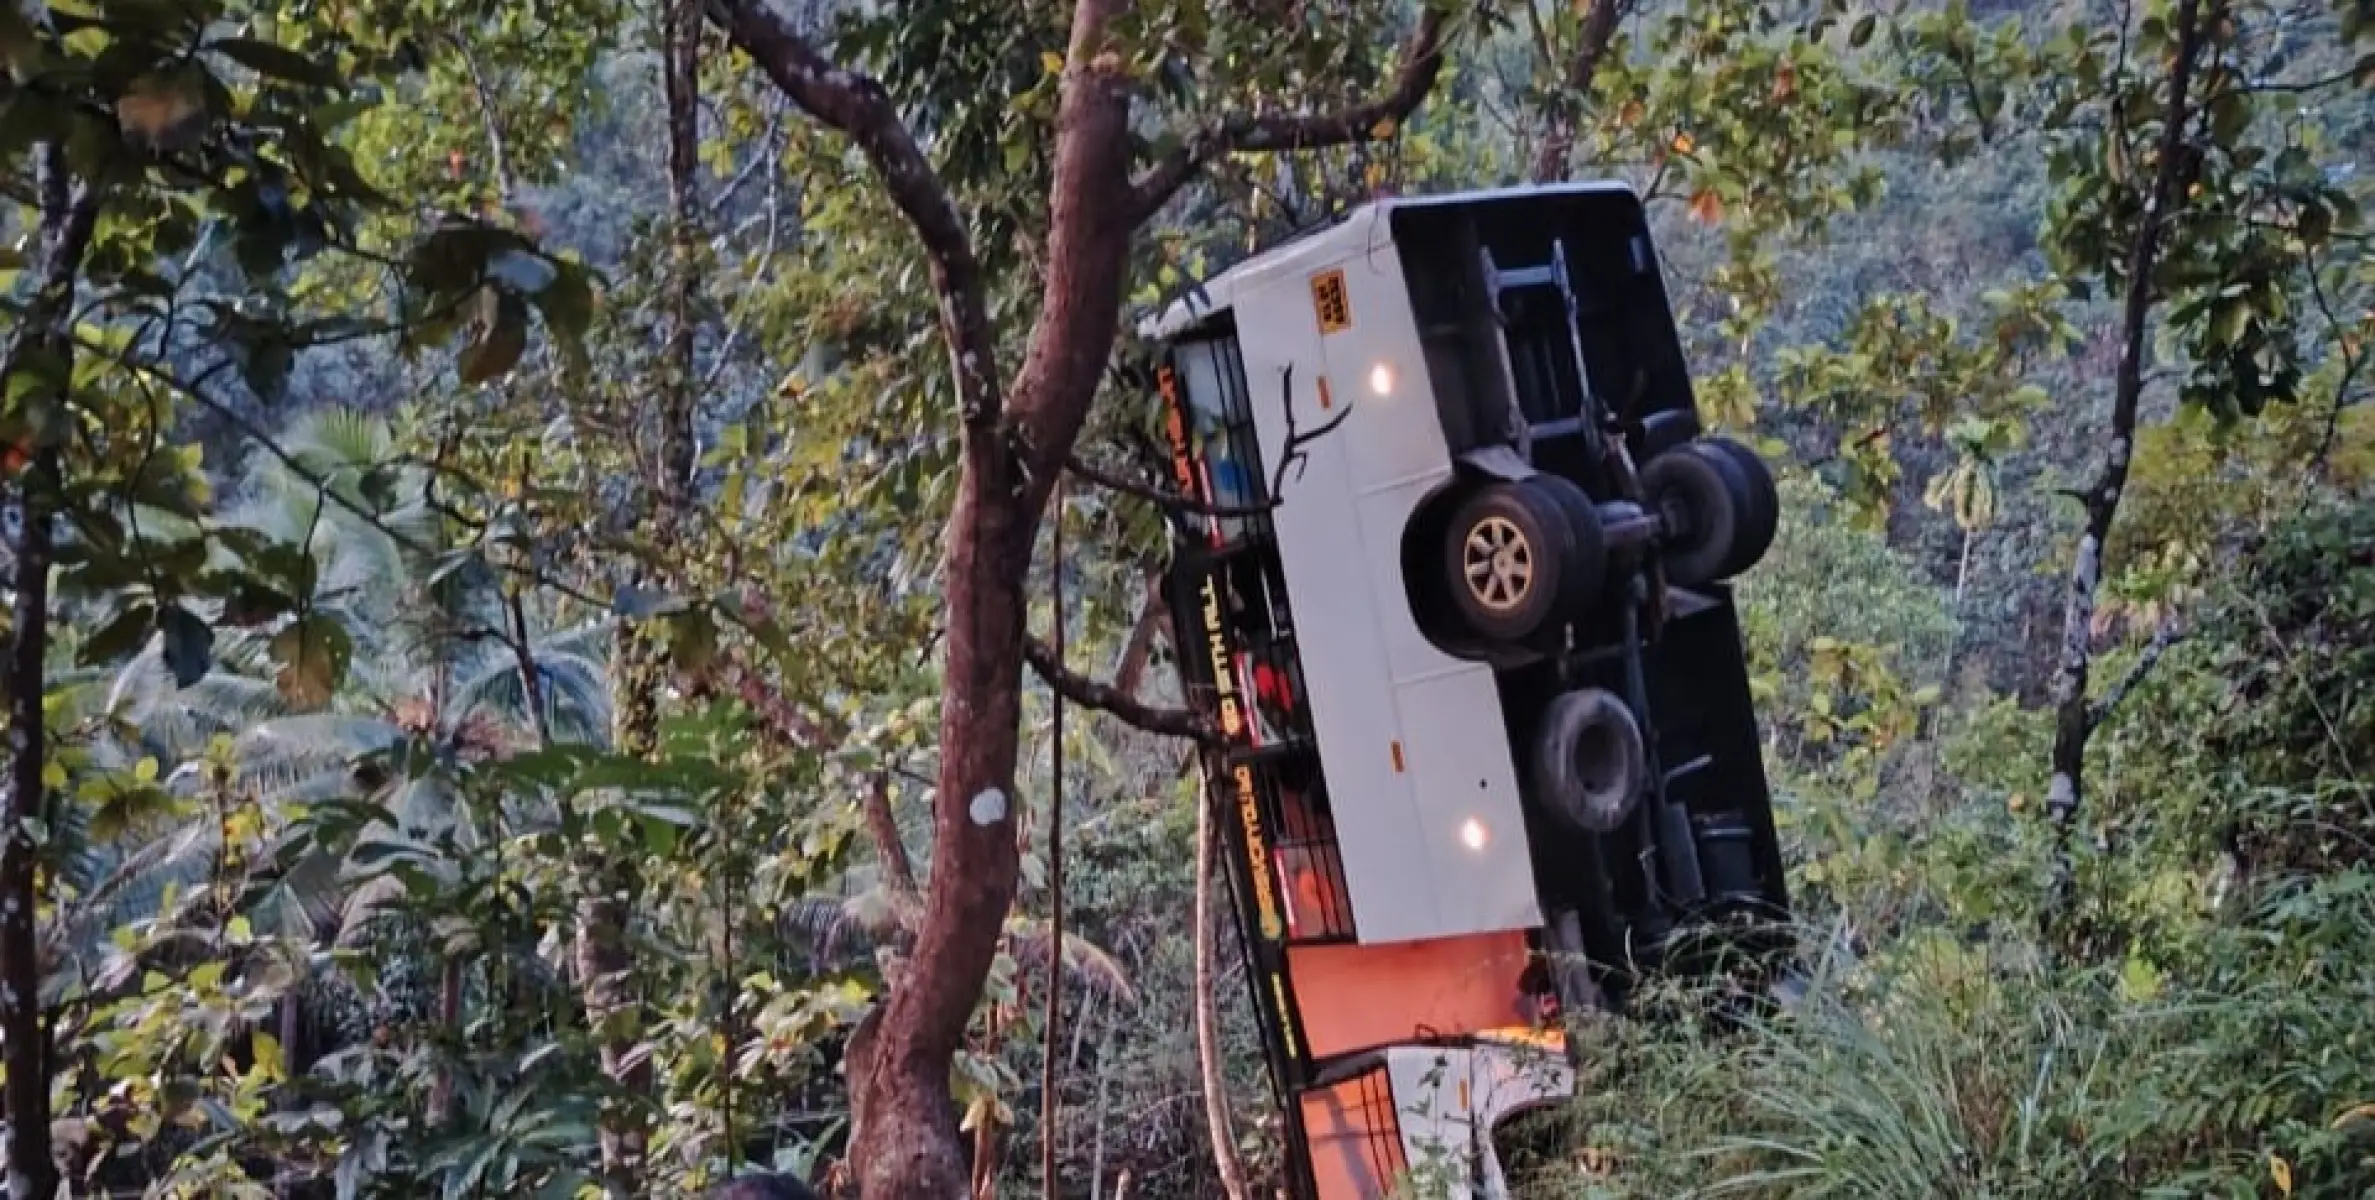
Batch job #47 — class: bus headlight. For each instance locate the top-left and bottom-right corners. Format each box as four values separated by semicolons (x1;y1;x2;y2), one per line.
1368;362;1395;396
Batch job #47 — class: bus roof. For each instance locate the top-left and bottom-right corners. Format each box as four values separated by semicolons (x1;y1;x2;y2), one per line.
1138;179;1642;341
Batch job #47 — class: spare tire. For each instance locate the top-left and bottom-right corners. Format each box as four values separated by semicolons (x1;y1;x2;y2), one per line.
1530;687;1648;835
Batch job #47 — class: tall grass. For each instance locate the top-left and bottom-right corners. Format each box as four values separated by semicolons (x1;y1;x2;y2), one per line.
1515;881;2375;1199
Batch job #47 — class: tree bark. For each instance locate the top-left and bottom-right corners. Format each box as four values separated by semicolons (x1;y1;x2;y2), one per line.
1529;0;1631;183
0;143;98;1200
2045;0;2208;843
1192;770;1249;1200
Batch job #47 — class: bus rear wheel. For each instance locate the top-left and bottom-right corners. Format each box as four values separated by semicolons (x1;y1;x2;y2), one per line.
1438;476;1604;644
1639;438;1778;586
1530;686;1647;835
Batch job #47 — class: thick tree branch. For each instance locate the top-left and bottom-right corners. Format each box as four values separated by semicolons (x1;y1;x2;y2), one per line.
2045;0;2209;832
1024;634;1218;744
1126;4;1456;222
707;0;1001;424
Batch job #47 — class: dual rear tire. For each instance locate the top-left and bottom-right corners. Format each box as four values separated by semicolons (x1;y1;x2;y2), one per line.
1424;435;1777;649
1637;437;1778;588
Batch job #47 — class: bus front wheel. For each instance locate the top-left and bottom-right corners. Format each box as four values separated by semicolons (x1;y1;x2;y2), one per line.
1438;477;1605;644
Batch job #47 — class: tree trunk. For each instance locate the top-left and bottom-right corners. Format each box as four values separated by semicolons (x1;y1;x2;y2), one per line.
1529;0;1630;183
702;1;1452;1190
1;457;59;1200
0;143;98;1200
2045;0;2206;845
843;6;1137;1195
1193;771;1250;1199
582;1;707;1190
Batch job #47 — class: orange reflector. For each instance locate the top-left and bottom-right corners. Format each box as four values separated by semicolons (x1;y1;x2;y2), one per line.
1390;741;1405;772
1317;375;1334;409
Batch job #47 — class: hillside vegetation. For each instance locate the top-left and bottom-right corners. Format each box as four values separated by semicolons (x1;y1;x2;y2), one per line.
0;0;2368;1196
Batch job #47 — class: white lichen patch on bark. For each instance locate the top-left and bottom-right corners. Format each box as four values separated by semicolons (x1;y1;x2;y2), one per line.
2047;771;2077;814
2053;533;2101;706
968;786;1008;826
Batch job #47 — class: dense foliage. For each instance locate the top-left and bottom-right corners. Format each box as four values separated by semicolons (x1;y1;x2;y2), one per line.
0;0;2368;1195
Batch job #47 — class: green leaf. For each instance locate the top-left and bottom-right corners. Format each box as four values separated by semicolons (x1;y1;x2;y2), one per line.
219;580;297;627
270;615;352;710
532;259;597;343
159;604;214;688
207;37;344;89
1848;13;1877;47
78;601;157;665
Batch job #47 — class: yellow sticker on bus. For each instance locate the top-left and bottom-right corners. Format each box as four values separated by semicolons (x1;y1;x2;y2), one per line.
1310;268;1351;334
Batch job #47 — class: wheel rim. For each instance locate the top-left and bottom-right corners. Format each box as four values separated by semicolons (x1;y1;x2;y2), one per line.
1463;515;1534;612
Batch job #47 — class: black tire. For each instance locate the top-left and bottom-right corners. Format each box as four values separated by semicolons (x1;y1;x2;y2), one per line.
1439;480;1582;643
1637;408;1703;459
1530;687;1647;835
1639;445;1742;586
1518;472;1609;616
1693;437;1779;577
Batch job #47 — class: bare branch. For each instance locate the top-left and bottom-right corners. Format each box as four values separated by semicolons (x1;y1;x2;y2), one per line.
1023;634;1217;744
707;0;1000;424
2087;617;2183;732
1127;4;1456;222
1063;452;1278;518
444;32;519;205
1063;365;1349;524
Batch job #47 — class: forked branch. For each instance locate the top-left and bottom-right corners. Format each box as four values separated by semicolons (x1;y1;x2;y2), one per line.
1127;4;1456;221
1065;365;1350;526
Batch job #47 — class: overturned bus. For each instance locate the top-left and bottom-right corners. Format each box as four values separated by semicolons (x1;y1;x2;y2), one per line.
1148;181;1792;1198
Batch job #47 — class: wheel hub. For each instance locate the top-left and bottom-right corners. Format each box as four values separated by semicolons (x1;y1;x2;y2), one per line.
1463;515;1534;612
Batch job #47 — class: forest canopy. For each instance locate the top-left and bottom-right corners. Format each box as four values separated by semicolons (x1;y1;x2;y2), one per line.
0;0;2369;1196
